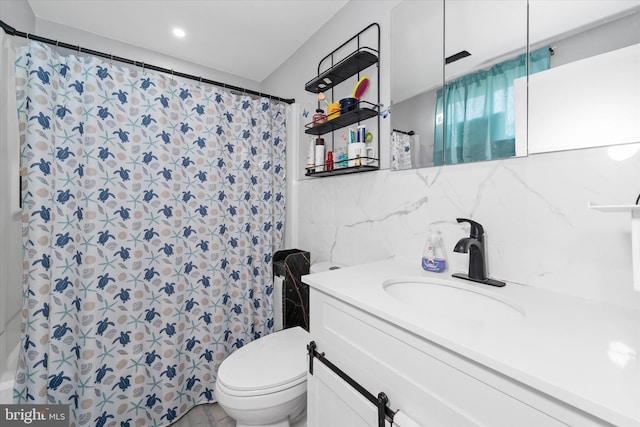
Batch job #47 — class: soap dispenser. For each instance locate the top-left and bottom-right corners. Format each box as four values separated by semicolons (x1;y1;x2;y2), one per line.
422;230;447;273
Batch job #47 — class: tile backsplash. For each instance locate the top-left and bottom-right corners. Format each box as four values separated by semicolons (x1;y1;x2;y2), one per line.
295;144;640;309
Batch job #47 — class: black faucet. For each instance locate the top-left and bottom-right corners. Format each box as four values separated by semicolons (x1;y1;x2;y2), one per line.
453;218;505;287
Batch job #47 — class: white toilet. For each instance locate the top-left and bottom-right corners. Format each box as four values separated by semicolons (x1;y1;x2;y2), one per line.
215;326;309;427
214;261;342;427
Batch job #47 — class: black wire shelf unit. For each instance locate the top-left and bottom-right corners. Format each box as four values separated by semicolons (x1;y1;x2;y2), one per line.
304;23;380;178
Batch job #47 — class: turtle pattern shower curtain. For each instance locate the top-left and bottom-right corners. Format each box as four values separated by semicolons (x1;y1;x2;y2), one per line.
14;41;287;427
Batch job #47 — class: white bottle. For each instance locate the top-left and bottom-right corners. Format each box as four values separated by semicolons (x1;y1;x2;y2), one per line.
315;138;325;172
422;231;447;273
306;137;315;170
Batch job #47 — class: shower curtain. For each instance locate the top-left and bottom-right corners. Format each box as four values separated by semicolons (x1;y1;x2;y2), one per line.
14;41;287;426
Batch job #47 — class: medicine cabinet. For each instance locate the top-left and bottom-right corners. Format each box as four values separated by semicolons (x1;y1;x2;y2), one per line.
390;0;640;171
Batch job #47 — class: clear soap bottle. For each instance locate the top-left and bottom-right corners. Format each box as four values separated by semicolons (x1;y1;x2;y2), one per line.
421;230;447;273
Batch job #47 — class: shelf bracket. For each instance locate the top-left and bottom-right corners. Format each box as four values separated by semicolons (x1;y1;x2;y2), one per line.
588;202;640;292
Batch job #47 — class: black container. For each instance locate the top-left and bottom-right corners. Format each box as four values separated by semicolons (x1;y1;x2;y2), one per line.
339;97;358;114
273;249;311;331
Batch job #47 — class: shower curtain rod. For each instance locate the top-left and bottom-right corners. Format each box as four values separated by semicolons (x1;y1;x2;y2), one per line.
0;19;295;105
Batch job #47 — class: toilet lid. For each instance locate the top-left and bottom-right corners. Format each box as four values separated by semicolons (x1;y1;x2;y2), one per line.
217;326;309;395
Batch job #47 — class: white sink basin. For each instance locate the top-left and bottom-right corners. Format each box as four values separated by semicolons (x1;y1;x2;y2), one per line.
382;277;525;322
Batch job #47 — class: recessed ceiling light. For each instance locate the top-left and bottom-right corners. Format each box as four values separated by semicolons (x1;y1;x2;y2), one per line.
172;28;186;38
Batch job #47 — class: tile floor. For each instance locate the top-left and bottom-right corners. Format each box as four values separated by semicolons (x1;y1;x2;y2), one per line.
171;403;235;427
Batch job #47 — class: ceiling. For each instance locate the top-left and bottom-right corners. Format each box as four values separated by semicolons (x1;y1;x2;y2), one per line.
26;0;349;82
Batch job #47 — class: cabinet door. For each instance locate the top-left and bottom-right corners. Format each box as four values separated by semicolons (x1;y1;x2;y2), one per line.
443;0;528;165
528;43;640;153
307;361;391;427
311;290;577;427
527;2;640;154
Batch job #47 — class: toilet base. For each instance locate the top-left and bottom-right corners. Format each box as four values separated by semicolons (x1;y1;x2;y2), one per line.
235;415;306;427
232;398;306;427
290;407;307;427
215;379;307;427
236;421;288;427
236;421;306;427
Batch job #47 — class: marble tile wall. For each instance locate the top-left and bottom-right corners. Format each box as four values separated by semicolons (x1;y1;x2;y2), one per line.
296;144;640;309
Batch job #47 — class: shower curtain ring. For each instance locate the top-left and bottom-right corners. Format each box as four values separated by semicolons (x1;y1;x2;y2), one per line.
109;54;113;66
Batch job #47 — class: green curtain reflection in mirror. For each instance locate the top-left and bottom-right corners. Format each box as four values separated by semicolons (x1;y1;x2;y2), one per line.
434;47;550;165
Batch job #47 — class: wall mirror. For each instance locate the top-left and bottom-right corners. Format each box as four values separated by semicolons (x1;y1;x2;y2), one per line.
441;0;528;166
390;0;640;171
390;0;443;171
390;0;527;170
527;1;640;154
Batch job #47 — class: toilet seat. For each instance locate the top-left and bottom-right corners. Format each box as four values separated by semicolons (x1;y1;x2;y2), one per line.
216;326;309;397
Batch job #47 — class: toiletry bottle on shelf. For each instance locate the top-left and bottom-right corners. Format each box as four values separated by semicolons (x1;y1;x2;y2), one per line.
312;109;327;126
315;138;325;172
348;128;356;144
422;230;447;273
336;147;347;168
306;137;315;171
326;151;334;171
357;125;366;143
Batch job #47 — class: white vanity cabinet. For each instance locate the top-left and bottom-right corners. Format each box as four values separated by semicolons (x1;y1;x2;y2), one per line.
307;288;612;427
307;360;390;427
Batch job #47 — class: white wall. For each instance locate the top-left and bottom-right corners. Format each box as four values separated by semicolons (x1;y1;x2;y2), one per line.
0;0;36;33
263;1;640;309
0;0;34;379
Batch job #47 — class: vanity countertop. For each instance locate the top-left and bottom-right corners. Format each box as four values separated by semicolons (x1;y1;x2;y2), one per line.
302;258;640;427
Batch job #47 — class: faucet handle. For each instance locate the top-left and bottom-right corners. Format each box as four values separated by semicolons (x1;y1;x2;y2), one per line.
456;218;484;239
